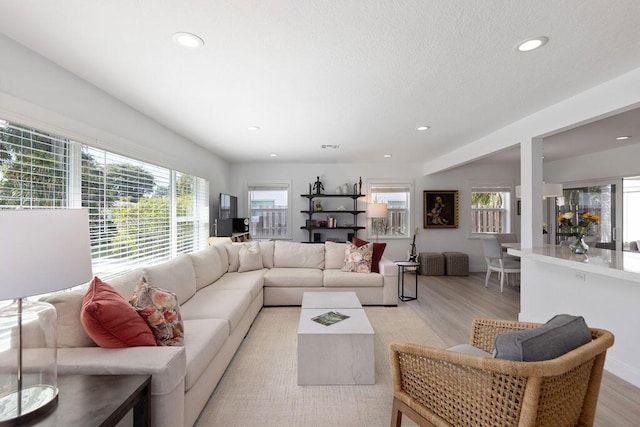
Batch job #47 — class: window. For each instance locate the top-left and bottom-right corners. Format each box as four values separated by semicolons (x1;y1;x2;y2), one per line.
0;119;209;280
247;182;290;239
623;177;640;251
367;181;412;238
471;186;511;233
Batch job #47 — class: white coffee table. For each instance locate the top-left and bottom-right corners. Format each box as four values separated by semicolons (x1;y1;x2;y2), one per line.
297;292;375;385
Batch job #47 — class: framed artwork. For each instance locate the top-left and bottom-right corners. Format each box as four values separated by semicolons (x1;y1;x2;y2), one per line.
423;190;459;229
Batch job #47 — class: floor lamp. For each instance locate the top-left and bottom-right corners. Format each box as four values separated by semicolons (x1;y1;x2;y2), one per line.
367;202;388;242
0;209;92;424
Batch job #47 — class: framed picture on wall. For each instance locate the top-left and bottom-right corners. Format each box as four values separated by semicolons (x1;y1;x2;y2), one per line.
423;190;459;229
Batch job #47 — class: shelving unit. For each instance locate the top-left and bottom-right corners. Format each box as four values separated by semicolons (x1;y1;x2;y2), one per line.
300;193;366;242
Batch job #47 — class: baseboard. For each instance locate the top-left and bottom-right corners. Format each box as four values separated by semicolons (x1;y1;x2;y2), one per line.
604;356;640;388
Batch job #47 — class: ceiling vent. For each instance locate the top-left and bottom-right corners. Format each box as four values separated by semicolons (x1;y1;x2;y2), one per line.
321;144;340;149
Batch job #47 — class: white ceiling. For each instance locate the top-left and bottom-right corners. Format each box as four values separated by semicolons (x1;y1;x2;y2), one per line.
1;1;640;164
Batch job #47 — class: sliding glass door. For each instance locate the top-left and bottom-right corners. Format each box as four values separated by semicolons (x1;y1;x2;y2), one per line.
555;184;616;249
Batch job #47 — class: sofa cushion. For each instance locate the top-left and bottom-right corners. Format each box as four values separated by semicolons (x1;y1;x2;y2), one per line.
213;269;267;300
448;344;493;358
182;318;229;391
57;345;186;396
189;245;225;290
80;277;156;348
259;241;275;268
41;290;96;348
264;268;324;287
141;254;197;305
274;241;324;269
180;287;252;332
323;269;383;287
353;237;386;273
109;269;145;299
494;314;592;362
238;243;264;273
225;243;244;272
130;280;185;346
342;241;373;273
325;241;347;269
214;244;230;273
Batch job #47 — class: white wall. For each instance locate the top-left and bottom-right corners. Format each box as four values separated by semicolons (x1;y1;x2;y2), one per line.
231;159;521;269
0;34;230;221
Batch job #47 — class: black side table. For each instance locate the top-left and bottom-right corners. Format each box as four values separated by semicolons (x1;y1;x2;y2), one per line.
395;261;420;301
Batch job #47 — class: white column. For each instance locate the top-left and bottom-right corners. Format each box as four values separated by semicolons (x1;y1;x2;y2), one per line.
520;138;543;248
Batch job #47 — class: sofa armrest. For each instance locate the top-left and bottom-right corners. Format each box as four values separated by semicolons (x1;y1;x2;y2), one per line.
378;257;398;276
57;346;186;396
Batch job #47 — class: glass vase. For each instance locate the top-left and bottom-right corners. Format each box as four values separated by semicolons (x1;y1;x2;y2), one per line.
570;236;589;254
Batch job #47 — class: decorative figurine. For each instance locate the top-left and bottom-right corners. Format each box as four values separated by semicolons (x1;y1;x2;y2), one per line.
312;176;324;195
358;176;362;194
315;201;323;211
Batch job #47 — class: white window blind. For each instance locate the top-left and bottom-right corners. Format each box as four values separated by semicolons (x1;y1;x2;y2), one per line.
248;182;290;239
1;118;210;281
0;123;70;208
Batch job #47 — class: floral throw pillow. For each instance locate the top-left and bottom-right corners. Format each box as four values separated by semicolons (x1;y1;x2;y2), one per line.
130;278;184;346
341;241;373;273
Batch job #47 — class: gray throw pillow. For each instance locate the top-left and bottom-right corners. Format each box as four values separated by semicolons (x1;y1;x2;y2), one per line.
494;314;592;362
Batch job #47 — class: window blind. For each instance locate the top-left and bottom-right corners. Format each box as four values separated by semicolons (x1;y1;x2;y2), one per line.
1;118;210;282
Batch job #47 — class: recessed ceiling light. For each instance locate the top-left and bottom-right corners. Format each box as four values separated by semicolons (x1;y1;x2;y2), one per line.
416;126;430;131
269;153;278;157
517;36;548;52
321;144;340;149
172;32;204;48
383;154;392;158
616;135;630;140
248;126;261;131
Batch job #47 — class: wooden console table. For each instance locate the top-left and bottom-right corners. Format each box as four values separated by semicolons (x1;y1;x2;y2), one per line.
24;375;151;427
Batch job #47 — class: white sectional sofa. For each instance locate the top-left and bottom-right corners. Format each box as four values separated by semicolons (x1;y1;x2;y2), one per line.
43;240;397;427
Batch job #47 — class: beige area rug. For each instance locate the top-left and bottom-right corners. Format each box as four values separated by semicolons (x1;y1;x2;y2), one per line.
195;305;447;427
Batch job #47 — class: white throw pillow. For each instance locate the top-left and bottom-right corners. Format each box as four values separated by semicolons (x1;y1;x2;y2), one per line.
225;243;244;272
238;243;264;273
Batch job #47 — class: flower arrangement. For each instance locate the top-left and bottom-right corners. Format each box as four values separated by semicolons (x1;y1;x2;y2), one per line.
558;212;600;254
557;212;600;238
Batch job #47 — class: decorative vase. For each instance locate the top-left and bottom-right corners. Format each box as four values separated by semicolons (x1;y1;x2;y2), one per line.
570;236;589;254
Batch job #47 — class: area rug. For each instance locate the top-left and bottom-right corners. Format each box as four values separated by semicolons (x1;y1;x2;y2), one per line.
195;305;447;427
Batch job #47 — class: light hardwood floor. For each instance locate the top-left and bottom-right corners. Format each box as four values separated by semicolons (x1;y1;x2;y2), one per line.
402;272;640;427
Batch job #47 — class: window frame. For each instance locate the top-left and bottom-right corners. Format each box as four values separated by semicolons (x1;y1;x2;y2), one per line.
247;181;292;240
366;179;414;240
0;118;210;281
470;184;512;235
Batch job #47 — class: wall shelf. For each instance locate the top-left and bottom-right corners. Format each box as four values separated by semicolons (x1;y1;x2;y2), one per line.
300;193;366;242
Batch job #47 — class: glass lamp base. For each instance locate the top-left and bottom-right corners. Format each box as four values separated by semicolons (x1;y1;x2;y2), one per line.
0;384;58;425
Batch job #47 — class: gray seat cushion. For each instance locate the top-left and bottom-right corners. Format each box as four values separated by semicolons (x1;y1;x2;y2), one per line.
494;314;592;362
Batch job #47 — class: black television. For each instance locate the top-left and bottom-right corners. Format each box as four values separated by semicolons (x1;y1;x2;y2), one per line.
219;193;237;219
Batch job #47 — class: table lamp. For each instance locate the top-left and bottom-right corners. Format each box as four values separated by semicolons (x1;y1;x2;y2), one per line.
0;209;92;424
367;202;388;242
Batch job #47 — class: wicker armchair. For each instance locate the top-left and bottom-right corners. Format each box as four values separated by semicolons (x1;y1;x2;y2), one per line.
390;318;614;427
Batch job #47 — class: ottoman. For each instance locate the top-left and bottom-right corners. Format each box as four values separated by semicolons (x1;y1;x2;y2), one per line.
442;252;469;276
418;252;445;276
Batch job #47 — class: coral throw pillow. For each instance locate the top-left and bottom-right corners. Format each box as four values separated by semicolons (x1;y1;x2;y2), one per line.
80;277;156;348
352;236;386;273
342;241;374;273
130;279;184;346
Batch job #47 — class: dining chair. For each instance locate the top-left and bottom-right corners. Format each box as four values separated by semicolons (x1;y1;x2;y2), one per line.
481;235;520;292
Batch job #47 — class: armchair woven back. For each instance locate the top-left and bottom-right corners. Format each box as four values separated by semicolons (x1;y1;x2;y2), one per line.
390;318;614;427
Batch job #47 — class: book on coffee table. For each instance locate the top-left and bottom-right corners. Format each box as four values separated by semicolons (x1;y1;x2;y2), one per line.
311;311;350;326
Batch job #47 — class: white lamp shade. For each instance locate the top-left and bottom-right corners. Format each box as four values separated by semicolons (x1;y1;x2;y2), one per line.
367;203;388;218
543;183;563;198
0;209;93;299
515;183;563;199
